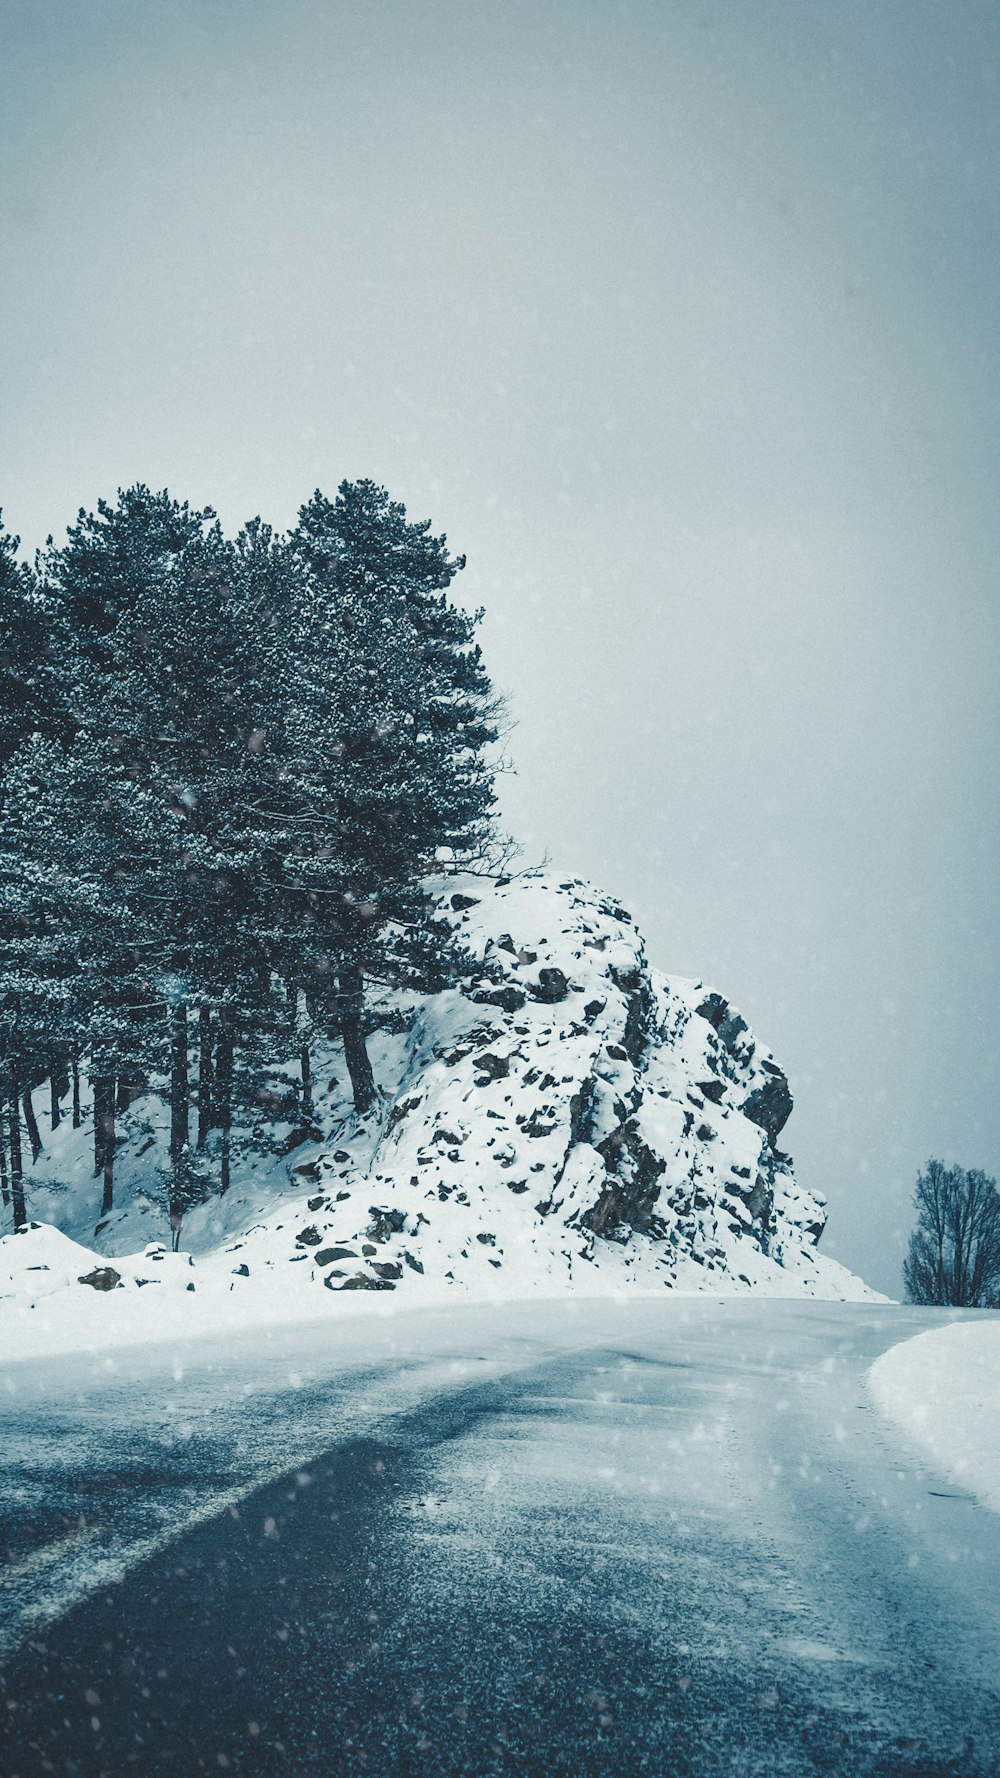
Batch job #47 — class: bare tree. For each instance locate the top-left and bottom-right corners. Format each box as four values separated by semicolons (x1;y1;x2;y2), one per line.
903;1159;1000;1306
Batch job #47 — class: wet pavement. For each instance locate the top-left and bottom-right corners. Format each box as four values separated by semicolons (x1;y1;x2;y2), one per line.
2;1299;999;1775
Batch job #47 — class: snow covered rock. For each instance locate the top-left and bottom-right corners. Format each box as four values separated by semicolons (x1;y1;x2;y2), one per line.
227;871;869;1300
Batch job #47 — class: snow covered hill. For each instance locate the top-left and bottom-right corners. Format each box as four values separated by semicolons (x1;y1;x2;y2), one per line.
1;872;876;1338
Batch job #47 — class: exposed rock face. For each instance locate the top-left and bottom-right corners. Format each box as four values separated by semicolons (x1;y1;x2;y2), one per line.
273;871;844;1298
741;1073;794;1150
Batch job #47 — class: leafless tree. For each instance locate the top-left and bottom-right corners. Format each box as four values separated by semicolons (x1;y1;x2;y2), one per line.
903;1159;1000;1306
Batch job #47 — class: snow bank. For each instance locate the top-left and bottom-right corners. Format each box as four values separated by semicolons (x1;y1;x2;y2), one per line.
0;1219;421;1362
869;1320;1000;1514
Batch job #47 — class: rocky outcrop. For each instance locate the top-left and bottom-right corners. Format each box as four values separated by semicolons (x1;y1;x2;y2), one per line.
237;870;849;1299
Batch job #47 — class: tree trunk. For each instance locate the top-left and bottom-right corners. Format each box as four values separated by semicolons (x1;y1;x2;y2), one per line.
220;1119;231;1198
216;1007;234;1195
49;1055;62;1132
72;1054;81;1129
21;1087;43;1164
9;1067;26;1230
300;1042;313;1119
0;1097;9;1207
339;965;376;1113
93;1076;114;1177
197;1005;214;1150
101;1098;116;1216
170;1003;189;1167
167;1004;191;1246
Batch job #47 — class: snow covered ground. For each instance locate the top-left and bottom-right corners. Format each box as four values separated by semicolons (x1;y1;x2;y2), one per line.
869;1317;1000;1515
0;871;879;1363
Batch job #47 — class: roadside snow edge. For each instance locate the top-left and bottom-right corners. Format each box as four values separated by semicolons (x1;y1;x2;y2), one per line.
869;1320;1000;1514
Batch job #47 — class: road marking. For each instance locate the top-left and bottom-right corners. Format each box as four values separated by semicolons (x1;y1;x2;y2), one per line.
1;1524;100;1589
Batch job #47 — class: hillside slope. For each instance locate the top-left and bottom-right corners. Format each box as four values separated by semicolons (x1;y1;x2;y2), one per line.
1;872;876;1325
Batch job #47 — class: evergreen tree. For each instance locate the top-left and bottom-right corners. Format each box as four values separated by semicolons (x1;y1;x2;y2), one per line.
0;517;79;1206
287;480;503;1109
42;485;214;672
43;491;240;1206
0;513;71;777
293;480;499;864
0;477;506;1234
1;730;177;1222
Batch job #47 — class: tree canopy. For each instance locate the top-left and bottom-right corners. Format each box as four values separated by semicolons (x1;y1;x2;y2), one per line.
0;480;504;1236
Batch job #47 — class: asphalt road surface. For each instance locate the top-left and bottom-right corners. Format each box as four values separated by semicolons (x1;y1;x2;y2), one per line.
2;1298;999;1777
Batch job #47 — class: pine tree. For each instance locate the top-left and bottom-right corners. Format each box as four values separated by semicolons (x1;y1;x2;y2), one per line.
287;480;503;1110
0;513;72;778
42;491;237;1207
42;486;214;672
180;517;302;1179
293;480;500;863
0;517;75;1218
1;477;506;1234
0;732;173;1223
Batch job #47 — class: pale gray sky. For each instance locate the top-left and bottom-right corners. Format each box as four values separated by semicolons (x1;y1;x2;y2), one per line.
2;0;998;1294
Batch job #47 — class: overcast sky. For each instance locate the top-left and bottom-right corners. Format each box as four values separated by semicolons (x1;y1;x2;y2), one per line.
2;0;998;1295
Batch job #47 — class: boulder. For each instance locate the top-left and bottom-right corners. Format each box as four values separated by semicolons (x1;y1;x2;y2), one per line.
277;1125;322;1155
78;1267;121;1292
474;1051;510;1082
473;985;526;1013
368;1206;406;1240
532;966;569;1003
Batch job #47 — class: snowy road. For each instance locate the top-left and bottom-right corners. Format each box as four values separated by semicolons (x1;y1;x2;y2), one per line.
2;1298;1000;1776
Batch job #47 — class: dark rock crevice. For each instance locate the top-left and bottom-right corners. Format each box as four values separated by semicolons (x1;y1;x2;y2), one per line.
740;1075;793;1149
582;1120;666;1239
609;964;656;1067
